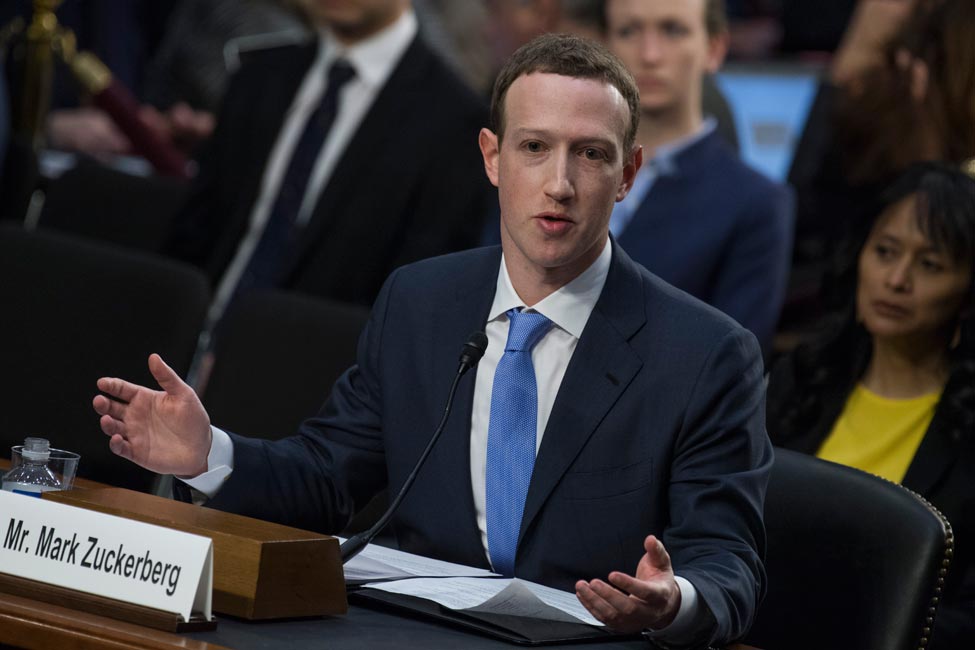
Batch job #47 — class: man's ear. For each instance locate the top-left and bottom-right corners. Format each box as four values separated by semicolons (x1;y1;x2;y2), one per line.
617;145;643;201
479;128;501;188
705;31;729;74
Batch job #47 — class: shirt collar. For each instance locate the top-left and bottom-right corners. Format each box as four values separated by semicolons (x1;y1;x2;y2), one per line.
318;8;417;88
488;239;612;340
650;117;716;176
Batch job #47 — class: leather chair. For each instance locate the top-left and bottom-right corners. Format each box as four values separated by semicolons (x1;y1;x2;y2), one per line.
0;225;209;492
37;160;190;254
200;289;369;439
198;289;386;535
0;134;40;223
744;447;953;650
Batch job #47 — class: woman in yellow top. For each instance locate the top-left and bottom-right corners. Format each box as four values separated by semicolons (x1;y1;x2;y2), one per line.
767;162;974;650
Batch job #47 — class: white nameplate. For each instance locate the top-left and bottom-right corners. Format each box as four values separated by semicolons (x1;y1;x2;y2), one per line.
0;490;212;621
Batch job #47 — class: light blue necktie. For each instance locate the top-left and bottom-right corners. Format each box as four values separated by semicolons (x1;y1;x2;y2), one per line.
486;308;552;577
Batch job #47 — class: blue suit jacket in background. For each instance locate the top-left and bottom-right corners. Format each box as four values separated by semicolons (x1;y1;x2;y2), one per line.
618;131;795;356
207;242;773;646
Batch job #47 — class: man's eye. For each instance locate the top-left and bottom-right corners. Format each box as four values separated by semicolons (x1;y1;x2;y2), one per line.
582;148;604;160
614;24;638;39
525;141;543;153
662;22;689;37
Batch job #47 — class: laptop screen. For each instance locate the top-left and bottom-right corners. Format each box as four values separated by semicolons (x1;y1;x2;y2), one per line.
714;63;823;182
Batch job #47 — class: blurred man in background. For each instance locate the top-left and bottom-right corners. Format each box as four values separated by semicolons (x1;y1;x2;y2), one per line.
164;0;495;331
604;0;793;356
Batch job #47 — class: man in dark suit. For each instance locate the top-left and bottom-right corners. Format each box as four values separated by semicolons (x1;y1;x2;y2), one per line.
94;34;771;647
604;0;794;356
164;0;494;317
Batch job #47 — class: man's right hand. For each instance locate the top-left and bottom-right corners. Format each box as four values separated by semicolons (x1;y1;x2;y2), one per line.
93;354;212;478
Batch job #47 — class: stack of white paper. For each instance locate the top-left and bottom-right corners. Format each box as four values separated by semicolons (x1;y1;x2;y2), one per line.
368;577;603;627
341;540;602;627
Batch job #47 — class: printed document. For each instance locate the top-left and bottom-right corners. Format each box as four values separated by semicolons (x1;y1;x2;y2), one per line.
366;577;603;627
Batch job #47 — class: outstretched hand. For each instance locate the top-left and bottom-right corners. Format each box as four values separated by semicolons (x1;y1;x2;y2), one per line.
575;535;681;634
92;354;211;477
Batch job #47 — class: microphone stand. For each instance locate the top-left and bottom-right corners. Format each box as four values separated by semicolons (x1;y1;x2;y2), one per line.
340;332;487;563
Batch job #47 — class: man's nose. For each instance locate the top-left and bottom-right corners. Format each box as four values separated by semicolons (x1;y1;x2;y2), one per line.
641;32;664;64
544;156;575;203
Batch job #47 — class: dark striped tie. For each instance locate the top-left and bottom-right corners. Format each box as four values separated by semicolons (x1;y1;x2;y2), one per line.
232;58;356;294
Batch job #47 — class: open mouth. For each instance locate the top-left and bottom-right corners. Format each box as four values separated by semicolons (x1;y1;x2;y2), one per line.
537;213;571;223
535;214;573;234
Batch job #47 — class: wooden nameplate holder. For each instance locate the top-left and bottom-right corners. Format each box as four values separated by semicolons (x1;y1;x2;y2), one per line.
0;571;216;633
40;487;347;620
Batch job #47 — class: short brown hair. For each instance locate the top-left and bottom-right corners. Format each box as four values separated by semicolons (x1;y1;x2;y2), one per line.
704;0;728;36
490;33;641;153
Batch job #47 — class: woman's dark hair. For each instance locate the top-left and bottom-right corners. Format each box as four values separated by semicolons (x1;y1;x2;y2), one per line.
769;162;975;444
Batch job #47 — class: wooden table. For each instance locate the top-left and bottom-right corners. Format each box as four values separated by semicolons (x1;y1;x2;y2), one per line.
0;459;761;650
1;592;758;650
0;592;227;650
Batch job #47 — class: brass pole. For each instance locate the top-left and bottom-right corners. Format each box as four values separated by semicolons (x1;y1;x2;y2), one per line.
16;0;64;149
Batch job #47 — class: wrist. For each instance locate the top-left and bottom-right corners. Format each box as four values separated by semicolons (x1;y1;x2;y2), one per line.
651;580;682;630
176;426;213;479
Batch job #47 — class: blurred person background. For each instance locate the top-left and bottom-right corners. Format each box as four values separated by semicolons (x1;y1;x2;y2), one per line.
786;0;975;338
2;0;970;353
767;162;975;650
1;0;181;158
601;0;794;358
157;0;495;391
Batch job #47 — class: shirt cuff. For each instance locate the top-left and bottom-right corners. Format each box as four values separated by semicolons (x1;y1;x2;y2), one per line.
177;426;234;499
642;576;703;644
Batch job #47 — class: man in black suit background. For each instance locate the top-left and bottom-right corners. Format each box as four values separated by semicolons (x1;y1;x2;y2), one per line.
164;0;495;324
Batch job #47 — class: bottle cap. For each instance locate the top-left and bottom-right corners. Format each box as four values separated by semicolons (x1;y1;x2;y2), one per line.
21;437;51;462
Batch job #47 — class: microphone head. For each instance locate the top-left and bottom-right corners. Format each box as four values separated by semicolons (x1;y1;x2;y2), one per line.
458;331;488;371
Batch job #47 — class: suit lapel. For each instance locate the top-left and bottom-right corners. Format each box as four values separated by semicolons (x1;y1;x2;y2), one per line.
519;243;647;545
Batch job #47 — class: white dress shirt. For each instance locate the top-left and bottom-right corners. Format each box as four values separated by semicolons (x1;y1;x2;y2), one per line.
206;9;418;327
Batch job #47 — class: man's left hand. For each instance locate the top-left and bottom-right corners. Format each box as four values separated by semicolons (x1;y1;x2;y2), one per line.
575;535;681;633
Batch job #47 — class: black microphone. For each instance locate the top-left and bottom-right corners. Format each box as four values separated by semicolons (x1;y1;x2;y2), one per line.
340;331;488;563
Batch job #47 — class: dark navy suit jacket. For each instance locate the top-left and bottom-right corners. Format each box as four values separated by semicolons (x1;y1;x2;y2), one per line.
617;131;794;355
208;243;773;646
164;35;494;307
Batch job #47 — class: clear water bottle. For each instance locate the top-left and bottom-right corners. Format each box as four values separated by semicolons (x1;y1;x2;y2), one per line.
2;437;62;497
